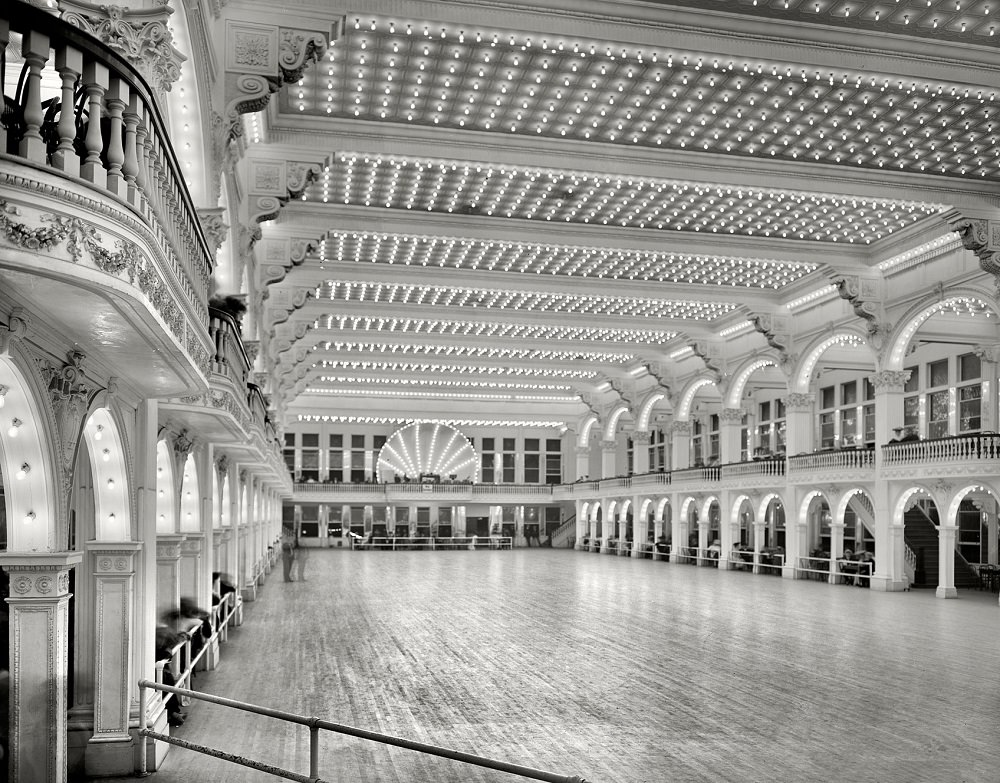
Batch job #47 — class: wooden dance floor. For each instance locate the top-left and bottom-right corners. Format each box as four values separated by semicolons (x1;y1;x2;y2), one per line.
132;549;1000;783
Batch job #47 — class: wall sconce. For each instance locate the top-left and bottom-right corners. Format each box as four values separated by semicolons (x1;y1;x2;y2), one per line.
0;385;7;408
8;418;22;437
15;463;29;480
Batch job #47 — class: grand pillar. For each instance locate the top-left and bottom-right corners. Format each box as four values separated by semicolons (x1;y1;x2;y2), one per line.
936;524;959;598
631;431;650;475
872;370;910;591
600;439;618;479
84;542;141;777
1;552;83;783
668;420;691;470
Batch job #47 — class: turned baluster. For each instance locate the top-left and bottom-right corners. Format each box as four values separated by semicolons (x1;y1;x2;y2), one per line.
80;61;109;187
123;94;142;208
105;77;128;197
52;44;83;175
18;30;51;162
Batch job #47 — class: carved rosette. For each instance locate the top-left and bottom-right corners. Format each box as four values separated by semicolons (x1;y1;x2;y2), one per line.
60;1;185;94
870;370;911;392
782;392;814;412
155;541;182;560
180;538;203;556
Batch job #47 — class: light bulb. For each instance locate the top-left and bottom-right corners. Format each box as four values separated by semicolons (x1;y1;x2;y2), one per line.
94;425;103;441
8;418;22;437
24;511;35;523
0;384;7;408
15;463;29;480
102;449;111;462
107;478;115;489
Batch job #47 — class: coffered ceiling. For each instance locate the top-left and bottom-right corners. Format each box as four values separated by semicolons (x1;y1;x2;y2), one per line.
237;0;1000;428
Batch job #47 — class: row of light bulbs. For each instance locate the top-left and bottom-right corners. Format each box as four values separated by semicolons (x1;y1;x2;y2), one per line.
316;375;573;391
308;387;580;402
317;314;678;344
318;230;815;287
296;414;568;427
312;359;598;378
314;341;635;364
318;279;736;320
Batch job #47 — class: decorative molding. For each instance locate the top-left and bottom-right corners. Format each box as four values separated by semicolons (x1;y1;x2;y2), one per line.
832;274;890;352
783;392;814;410
870;369;910;392
668;419;692;436
944;212;1000;299
632;430;651;445
41;350;93;497
720;407;746;422
197;208;229;257
60;0;185;94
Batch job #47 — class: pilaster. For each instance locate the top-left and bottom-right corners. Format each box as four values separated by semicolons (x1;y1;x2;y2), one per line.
84;542;141;777
155;534;184;618
0;552;83;783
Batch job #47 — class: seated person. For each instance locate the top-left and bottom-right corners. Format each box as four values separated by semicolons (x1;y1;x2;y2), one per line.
654;535;670;554
856;549;875;587
707;539;722;559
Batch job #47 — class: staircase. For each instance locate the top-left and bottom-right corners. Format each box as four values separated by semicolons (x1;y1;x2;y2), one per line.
549;515;576;548
903;502;979;589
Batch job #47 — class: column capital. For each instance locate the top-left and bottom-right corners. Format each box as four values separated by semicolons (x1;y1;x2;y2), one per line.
0;552;83;598
782;392;813;411
667;419;691;436
720;407;746;423
632;430;651;445
600;439;617;452
871;369;910;392
155;534;185;560
85;540;141;574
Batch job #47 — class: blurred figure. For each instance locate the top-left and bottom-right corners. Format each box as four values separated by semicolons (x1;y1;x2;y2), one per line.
294;536;310;582
280;525;296;581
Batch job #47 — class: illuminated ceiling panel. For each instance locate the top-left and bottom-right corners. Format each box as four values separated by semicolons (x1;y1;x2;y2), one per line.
315;280;738;320
304;154;945;243
283;15;1000;179
316;230;817;286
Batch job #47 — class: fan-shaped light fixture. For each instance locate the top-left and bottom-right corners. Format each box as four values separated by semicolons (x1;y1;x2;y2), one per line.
376;421;478;482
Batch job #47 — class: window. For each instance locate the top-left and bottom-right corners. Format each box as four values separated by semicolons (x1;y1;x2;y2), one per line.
820;385;835;409
708;414;720;464
328;435;343;482
958;353;982;434
960;352;982;382
524;454;540;483
481;438;496;483
350;435;366;482
545;438;562;484
502;453;516;483
841;381;857;406
524;438;540;452
903;396;920;433
928;359;949;388
903;366;918;393
819;412;835;449
284;433;296;475
301;433;319;481
927;390;949;439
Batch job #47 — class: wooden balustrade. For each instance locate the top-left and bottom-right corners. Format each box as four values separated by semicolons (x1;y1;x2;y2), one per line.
1;2;212;313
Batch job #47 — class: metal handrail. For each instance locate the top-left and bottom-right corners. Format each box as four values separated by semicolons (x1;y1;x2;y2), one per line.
138;679;588;782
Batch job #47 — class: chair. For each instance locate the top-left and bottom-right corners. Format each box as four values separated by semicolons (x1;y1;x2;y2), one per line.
978;564;999;593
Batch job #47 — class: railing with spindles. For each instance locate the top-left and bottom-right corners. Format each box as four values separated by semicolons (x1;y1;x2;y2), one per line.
1;2;212;316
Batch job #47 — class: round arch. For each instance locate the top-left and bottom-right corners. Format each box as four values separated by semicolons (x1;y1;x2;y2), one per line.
945;483;1000;526
155;439;176;534
83;408;131;540
655;497;671;522
676;375;717;419
577;414;599;448
636;390;669;431
619;498;632;521
0;355;58;552
755;492;785;524
603;404;631;442
886;290;998;372
793;330;870;394
726;357;779;409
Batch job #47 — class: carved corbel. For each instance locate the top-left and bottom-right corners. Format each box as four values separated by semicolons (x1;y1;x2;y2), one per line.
943;212;1000;300
689;339;724;381
643;362;673;399
60;0;186;94
0;308;30;357
831;274;890;352
222;23;331;143
41;350;93;496
197;208;229;257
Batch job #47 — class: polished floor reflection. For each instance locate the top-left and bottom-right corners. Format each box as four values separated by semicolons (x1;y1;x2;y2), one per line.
130;549;1000;783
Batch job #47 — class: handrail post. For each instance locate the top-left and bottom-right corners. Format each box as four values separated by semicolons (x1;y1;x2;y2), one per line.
309;720;320;779
139;680;148;775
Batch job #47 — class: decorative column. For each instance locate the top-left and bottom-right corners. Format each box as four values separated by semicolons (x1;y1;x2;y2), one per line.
937;523;959;598
155;535;184;619
974;346;998;433
600;439;618;479
669;420;691;470
631;431;650;475
575;445;590;481
719;408;745;464
829;521;845;584
782;393;814;456
1;552;83;783
178;533;205;609
752;521;767;574
84;542;141;777
872;370;910;591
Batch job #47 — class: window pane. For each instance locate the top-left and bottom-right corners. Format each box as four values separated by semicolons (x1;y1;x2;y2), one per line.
820;412;835;448
904;367;918;393
821;386;835;409
863;377;875;401
759;401;771;421
959;384;982;432
545;439;561;451
351;434;365;448
928;390;949;438
775;399;786;419
524;438;540;451
960;353;982;382
284;433;295;446
928;359;948;388
502;438;515;451
482;438;494;451
302;433;319;447
903;395;919;429
841;381;857;406
329;434;342;448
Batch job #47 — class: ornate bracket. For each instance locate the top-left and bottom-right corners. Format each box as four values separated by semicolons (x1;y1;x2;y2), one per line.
60;0;185;94
945;212;1000;301
831;274;890;352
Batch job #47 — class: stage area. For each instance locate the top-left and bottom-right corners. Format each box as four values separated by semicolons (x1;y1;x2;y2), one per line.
134;549;1000;783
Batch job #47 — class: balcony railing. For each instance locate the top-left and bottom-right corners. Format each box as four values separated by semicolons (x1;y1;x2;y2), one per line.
721;457;786;480
882;433;1000;466
670;465;721;483
2;2;212;315
208;308;250;390
787;447;875;473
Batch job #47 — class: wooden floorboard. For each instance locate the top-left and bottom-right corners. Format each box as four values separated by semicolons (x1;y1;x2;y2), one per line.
117;550;1000;783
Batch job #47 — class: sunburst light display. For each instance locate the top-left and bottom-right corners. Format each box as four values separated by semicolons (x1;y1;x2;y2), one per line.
376;421;479;482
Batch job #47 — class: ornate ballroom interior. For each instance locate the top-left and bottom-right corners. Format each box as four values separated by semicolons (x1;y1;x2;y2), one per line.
2;0;1000;779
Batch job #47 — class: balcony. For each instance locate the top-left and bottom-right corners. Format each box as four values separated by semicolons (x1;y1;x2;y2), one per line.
786;447;875;484
880;433;1000;480
720;456;786;488
1;3;212;396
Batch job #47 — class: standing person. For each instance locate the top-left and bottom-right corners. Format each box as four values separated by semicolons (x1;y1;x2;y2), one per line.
280;525;296;582
294;535;310;582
